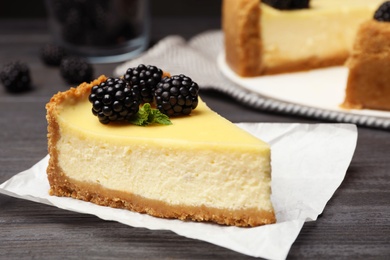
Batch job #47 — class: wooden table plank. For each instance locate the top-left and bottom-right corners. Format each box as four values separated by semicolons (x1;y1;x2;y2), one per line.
0;19;389;259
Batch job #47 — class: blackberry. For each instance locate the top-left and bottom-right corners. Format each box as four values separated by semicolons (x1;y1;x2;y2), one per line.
60;56;94;84
50;0;75;23
123;64;164;104
263;0;310;10
89;77;140;124
374;1;390;22
41;43;67;66
290;0;310;9
154;74;199;117
0;61;32;93
61;8;86;45
84;3;110;46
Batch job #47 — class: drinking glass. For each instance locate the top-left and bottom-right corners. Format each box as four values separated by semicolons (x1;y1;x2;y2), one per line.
45;0;150;63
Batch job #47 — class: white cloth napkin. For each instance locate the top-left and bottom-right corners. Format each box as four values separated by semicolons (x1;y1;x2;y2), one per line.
0;123;358;260
114;31;390;130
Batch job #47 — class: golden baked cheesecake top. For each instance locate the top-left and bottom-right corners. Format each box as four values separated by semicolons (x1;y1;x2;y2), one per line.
50;75;269;149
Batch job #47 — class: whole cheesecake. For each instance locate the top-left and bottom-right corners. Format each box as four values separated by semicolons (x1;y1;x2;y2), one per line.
223;0;385;76
46;75;275;227
342;19;390;111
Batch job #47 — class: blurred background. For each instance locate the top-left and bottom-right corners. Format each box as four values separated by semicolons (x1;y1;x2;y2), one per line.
0;0;222;18
0;0;223;63
0;0;222;40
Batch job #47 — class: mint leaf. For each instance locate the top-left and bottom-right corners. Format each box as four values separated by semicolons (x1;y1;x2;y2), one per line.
129;103;172;126
150;108;172;125
129;104;149;126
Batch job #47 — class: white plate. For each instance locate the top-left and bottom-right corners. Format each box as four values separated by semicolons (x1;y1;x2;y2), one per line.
217;54;390;119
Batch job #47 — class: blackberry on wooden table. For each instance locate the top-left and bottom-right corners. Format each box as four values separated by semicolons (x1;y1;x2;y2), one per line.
41;43;67;66
60;56;94;84
0;61;32;93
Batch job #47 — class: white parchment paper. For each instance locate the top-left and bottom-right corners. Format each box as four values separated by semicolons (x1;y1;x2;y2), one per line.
0;123;358;260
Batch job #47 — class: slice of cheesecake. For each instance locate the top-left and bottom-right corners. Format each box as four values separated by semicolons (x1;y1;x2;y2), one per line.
342;19;390;111
46;75;275;227
223;0;385;76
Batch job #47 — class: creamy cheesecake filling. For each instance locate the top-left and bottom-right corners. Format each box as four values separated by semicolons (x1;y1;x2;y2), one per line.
260;0;384;72
54;97;272;211
56;132;272;210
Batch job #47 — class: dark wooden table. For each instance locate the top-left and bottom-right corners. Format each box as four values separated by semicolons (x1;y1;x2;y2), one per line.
1;19;389;260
